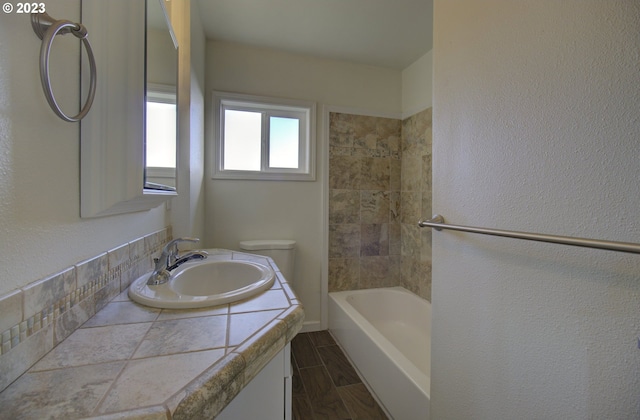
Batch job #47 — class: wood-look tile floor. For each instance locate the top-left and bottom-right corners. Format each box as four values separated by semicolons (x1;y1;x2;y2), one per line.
291;331;389;420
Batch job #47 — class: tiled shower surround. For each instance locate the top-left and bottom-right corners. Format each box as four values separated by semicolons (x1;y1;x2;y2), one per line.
0;227;171;392
329;109;432;300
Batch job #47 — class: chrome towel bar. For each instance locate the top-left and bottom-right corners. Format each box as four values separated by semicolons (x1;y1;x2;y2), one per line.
418;215;640;255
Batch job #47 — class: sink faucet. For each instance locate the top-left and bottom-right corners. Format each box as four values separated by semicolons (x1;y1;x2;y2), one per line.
147;237;208;285
167;250;208;271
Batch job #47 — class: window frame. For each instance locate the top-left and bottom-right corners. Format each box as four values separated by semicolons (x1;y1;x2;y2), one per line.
212;91;316;181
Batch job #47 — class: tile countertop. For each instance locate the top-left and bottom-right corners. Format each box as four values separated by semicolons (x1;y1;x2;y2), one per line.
0;250;304;419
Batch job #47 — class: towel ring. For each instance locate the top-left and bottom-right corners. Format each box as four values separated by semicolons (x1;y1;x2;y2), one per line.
31;12;97;122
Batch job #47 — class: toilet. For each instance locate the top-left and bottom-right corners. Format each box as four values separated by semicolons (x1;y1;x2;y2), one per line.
238;240;296;282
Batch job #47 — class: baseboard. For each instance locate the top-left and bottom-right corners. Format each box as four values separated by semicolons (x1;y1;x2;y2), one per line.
300;320;322;333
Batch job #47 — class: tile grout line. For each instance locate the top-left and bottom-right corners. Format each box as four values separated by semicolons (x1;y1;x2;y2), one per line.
291;348;317;420
310;333;358;420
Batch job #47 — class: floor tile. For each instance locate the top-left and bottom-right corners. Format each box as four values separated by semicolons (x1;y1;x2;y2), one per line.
337;383;388;419
291;354;306;397
308;330;336;347
317;345;361;387
292;333;322;368
291;331;389;420
292;395;314;420
299;365;351;419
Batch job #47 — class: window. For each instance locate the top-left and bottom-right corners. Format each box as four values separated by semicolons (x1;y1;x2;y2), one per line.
212;91;316;181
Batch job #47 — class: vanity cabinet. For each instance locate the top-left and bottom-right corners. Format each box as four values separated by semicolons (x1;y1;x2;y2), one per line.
216;344;293;420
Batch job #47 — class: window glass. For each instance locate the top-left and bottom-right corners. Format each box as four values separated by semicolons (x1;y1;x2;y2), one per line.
269;116;299;169
146;101;176;168
223;109;262;171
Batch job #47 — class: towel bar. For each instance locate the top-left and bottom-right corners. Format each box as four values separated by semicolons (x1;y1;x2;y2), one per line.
419;215;640;254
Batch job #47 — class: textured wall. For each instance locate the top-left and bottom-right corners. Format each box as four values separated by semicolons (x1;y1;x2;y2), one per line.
328;110;432;300
432;1;640;418
0;1;169;297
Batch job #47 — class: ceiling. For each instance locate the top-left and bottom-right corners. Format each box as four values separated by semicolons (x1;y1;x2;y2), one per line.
196;0;433;70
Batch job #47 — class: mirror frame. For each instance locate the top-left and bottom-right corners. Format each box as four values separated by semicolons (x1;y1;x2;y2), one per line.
80;0;177;218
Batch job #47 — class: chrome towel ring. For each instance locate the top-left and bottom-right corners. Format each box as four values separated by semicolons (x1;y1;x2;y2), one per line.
31;12;96;122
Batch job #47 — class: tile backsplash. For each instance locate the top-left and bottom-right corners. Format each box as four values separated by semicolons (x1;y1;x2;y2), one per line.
0;227;172;392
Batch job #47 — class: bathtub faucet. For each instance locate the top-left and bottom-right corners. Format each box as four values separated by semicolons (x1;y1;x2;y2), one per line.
147;237;208;286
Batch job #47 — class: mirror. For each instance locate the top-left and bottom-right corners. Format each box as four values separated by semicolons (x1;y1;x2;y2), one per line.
145;0;178;191
80;0;179;217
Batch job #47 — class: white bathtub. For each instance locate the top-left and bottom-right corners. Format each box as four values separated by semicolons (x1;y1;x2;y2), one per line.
328;286;430;420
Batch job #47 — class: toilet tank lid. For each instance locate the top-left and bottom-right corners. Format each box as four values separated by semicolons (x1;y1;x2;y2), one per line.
239;240;296;250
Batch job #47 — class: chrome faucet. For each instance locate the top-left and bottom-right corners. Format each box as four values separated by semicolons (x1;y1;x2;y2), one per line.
147;237;208;285
167;250;208;271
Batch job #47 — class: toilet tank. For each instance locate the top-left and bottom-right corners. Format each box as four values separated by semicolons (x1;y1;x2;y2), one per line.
239;240;296;282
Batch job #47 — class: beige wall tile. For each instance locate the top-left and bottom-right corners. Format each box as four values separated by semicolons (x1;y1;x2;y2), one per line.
329;190;361;224
328;258;359;292
361;224;389;257
0;290;22;334
76;253;108;290
108;243;130;269
329;155;362;189
23;268;76;321
329;224;361;258
360;157;389;190
360;191;389;224
327;110;431;299
0;324;54;392
400;191;421;225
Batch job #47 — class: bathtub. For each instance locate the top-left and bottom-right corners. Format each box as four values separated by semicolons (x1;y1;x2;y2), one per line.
328;287;430;420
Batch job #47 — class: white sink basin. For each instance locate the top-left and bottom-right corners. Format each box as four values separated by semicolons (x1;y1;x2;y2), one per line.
128;259;275;309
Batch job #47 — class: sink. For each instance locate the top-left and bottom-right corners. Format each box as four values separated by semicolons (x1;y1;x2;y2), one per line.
128;258;275;309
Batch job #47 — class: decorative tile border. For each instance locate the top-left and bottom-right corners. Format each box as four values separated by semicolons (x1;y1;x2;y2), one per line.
0;227;172;392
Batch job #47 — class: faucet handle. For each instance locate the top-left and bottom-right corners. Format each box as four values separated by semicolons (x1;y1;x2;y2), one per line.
168;237;200;246
163;237;199;252
162;237;200;265
178;237;200;243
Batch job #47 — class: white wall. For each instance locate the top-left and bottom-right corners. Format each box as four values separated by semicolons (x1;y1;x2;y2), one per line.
0;1;204;297
431;1;640;418
205;41;402;329
402;50;432;118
